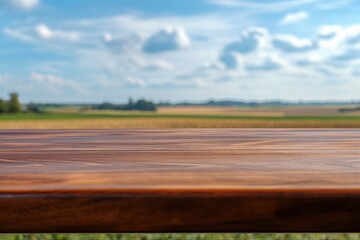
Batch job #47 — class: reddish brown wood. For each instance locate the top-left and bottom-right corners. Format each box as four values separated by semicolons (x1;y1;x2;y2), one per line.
1;129;360;232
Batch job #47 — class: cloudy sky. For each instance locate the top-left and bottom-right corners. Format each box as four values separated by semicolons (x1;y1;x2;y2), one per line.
1;0;360;102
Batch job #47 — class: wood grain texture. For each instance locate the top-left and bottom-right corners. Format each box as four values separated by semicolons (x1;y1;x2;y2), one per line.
1;129;360;232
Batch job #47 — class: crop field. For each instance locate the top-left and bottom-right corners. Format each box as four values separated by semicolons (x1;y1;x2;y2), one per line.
1;105;360;129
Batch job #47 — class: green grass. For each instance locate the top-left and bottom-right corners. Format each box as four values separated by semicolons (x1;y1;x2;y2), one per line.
2;112;360;121
2;112;360;129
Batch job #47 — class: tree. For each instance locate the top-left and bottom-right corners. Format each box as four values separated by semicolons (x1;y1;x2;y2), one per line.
133;99;157;111
26;102;41;113
0;99;6;113
7;92;21;113
127;97;134;110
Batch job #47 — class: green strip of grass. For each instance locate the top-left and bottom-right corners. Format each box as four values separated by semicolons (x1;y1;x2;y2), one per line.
1;113;360;121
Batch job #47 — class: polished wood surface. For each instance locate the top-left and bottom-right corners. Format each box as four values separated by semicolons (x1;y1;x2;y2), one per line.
1;129;360;232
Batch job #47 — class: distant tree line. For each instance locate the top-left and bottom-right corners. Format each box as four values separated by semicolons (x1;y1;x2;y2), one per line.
86;98;157;112
0;93;157;114
339;106;360;113
157;100;285;107
158;100;360;107
0;93;22;114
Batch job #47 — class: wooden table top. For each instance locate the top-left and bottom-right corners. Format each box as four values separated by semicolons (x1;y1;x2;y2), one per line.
1;129;360;233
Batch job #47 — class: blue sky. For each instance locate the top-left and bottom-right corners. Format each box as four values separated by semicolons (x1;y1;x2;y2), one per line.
1;0;360;102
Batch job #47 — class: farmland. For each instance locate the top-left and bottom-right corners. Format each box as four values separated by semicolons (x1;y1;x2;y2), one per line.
1;105;360;129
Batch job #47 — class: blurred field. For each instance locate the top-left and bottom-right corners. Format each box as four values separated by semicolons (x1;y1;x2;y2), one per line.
1;105;360;128
158;106;285;116
159;105;360;116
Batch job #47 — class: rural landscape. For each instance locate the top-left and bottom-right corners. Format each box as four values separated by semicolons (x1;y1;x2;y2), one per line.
2;92;360;129
2;0;360;239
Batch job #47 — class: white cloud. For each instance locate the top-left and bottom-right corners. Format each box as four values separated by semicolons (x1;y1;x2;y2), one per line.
219;52;238;69
142;61;173;71
317;24;360;43
208;0;241;7
216;26;349;75
223;27;268;54
6;9;360;100
5;24;80;43
0;73;87;101
4;28;33;42
64;13;233;90
125;76;146;87
30;72;80;91
70;13;232;43
103;32;142;54
317;25;342;39
344;25;360;44
34;24;53;39
142;27;191;53
1;0;39;10
272;35;318;53
31;72;65;84
246;57;283;72
316;0;353;10
332;49;360;62
130;57;173;71
218;27;291;72
315;25;360;58
280;11;309;25
220;27;268;69
197;62;225;72
208;0;318;12
34;24;80;42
